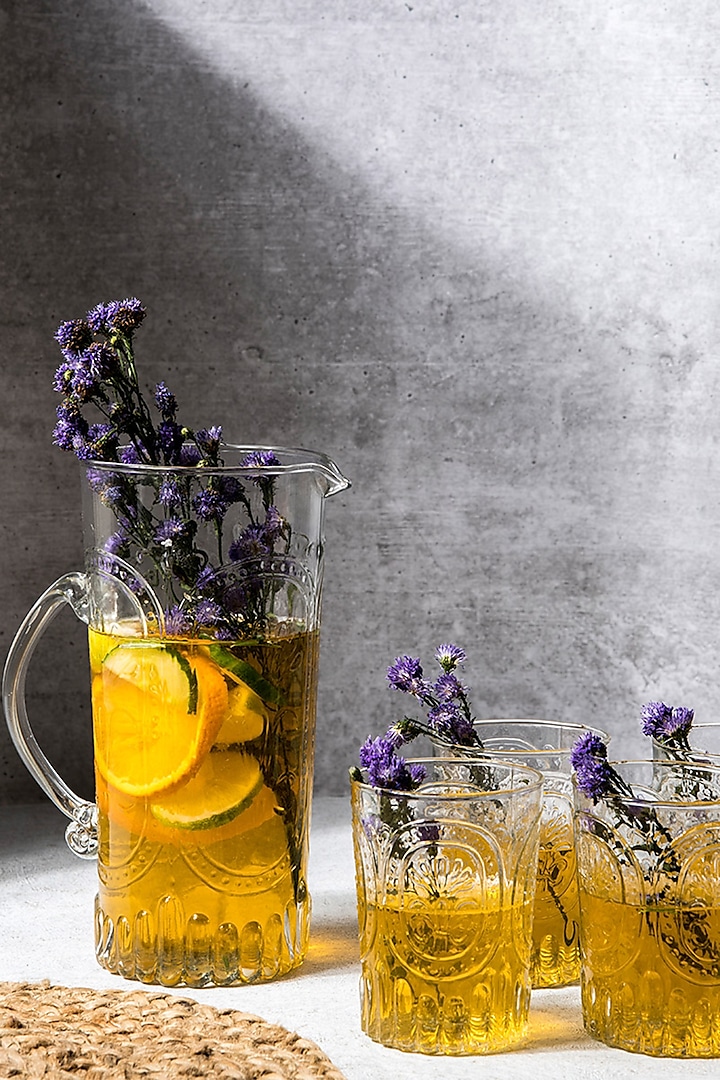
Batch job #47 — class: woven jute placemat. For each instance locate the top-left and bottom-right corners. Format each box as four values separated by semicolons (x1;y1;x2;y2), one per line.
0;981;347;1079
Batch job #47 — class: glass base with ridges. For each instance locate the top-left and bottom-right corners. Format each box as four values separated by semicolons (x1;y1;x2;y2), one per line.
94;892;310;986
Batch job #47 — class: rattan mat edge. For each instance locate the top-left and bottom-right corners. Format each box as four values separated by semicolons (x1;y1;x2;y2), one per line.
0;981;347;1079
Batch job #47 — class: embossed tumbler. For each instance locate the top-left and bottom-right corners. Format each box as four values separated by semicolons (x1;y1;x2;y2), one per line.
573;759;720;1057
653;722;720;765
350;757;543;1054
454;719;609;988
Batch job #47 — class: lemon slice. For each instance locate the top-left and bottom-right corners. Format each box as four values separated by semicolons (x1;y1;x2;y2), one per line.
214;682;267;745
150;750;263;830
92;644;228;797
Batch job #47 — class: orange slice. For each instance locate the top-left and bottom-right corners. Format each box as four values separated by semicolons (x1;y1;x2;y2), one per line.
92;644;228;797
97;774;281;848
150;750;264;830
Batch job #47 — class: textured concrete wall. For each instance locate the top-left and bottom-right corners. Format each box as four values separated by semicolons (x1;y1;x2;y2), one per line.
2;0;720;803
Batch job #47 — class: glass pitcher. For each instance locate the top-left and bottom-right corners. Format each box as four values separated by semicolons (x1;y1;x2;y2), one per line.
3;446;349;987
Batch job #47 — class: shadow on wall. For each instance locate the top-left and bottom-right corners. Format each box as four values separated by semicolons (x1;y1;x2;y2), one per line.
2;2;698;801
4;1;585;449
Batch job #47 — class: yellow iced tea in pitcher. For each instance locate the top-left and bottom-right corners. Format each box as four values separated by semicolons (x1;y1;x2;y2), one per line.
89;622;318;986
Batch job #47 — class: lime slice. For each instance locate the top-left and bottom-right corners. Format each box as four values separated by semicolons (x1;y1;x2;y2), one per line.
150;750;263;830
214;682;267;745
92;644;228;797
207;644;285;706
103;642;198;713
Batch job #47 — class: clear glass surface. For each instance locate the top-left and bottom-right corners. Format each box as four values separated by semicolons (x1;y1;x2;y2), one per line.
436;718;609;988
573;758;720;1057
351;757;543;1055
3;447;349;985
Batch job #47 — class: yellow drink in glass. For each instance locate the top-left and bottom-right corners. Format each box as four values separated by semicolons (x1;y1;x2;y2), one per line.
359;893;535;1055
532;801;580;987
574;758;720;1057
351;758;543;1055
578;891;720;1057
90;623;318;986
437;719;609;988
2;447;348;984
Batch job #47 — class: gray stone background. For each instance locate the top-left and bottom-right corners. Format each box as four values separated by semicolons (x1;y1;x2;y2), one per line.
2;0;720;803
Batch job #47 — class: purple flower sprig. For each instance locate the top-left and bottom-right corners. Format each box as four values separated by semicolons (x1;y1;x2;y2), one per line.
354;734;427;791
352;643;489;800
51;300;290;639
350;734;439;846
385;645;482;749
571;732;680;870
52;299;227;470
641;701;694;755
571;733;633;803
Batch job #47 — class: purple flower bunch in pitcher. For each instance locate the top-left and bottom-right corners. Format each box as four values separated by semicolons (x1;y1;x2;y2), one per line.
51;298;289;638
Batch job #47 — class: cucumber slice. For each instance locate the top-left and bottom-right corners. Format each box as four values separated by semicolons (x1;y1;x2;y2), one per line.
150;750;264;830
102;642;198;714
207;644;285;706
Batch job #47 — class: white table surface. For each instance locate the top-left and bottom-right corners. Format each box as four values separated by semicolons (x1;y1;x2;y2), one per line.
0;798;717;1080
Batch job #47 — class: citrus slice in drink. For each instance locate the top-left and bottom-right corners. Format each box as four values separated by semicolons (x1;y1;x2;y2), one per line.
214;682;268;745
207;643;285;705
92;643;228;797
150;750;264;830
88;620;144;674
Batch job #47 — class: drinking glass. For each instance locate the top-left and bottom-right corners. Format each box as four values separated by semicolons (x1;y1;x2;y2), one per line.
350;756;543;1054
653;722;720;764
437;718;609;988
573;758;720;1057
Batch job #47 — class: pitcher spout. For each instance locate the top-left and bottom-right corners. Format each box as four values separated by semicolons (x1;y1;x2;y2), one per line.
314;456;351;498
226;444;350;497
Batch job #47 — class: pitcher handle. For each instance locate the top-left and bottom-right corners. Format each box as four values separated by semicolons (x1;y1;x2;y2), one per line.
2;572;99;859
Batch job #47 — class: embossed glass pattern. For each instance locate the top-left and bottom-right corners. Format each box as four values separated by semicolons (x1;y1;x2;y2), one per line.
93;627;319;985
573;758;720;1057
653;722;720;765
436;719;609;988
351;757;543;1055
